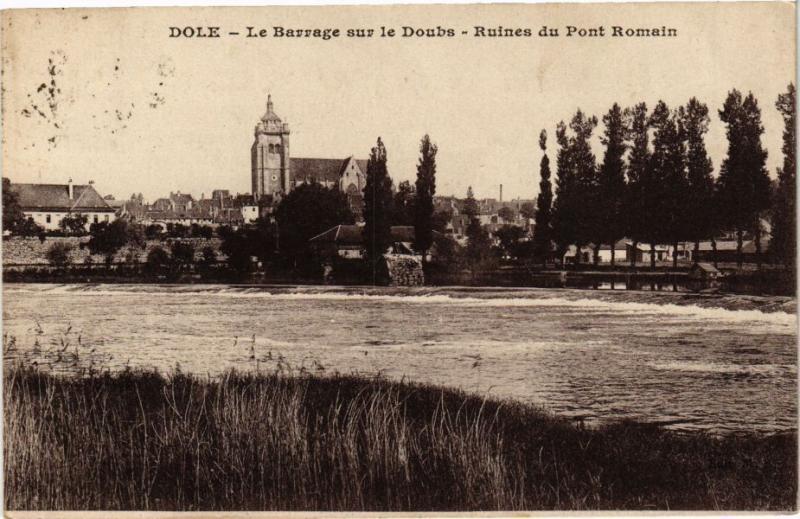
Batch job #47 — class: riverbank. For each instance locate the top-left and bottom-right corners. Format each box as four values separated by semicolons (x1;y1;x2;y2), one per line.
4;365;796;511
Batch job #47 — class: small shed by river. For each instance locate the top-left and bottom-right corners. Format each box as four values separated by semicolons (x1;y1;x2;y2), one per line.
688;262;721;281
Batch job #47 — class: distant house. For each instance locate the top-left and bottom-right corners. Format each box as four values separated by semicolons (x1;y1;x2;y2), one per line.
693;239;770;263
9;180;116;231
689;262;721;280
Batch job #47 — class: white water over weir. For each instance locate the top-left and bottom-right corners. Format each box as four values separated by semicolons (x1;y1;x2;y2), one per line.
3;284;796;433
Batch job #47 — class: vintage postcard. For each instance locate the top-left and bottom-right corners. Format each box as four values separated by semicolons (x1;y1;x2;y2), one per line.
1;2;797;515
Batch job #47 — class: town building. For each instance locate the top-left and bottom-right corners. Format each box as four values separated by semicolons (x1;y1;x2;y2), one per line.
250;95;367;216
9;180;116;231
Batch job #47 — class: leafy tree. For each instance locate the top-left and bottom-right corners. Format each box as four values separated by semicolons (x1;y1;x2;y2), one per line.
532;130;553;263
87;219;141;262
145;246;170;273
393;180;415;226
460;186;491;275
190;223;214;239
648;101;689;269
275;181;353;263
2;178;26;234
218;219;277;273
717;90;772;267
495;225;526;259
166;223;189;239
623;103;651;267
201;246;217;267
596;103;627;266
249;216;278;265
46;241;72;267
770;84;796;268
519;202;536;221
170;241;195;268
413;134;438;261
431;209;452;233
362;137;394;277
498;206;516;223
144;224;163;240
59;213;89;235
679;98;716;260
16;217;44;238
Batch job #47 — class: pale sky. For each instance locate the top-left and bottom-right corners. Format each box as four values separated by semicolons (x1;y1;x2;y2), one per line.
2;3;795;202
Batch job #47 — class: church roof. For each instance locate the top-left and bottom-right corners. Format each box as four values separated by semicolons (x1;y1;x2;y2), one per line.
10;182;115;212
291;157;367;184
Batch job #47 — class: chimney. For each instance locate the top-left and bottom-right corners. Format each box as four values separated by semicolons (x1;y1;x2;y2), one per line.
68;178;74;199
499;184;503;203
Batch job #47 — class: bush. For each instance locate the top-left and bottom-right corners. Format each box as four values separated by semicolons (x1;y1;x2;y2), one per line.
145;246;170;273
170;241;195;267
200;246;216;266
45;242;73;267
144;224;163;240
16;217;44;238
59;213;89;236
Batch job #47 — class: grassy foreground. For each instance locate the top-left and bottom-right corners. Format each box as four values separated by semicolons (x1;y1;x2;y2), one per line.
4;366;796;511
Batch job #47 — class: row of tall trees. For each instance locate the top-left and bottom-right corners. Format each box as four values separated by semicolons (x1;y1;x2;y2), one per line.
362;134;441;282
532;85;795;269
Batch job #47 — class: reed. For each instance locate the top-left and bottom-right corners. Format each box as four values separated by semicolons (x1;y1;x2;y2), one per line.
3;364;796;511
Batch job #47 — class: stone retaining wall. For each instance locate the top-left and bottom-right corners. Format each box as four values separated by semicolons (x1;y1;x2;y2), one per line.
2;237;224;265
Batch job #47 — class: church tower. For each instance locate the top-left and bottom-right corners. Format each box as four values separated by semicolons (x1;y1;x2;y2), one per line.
251;94;291;200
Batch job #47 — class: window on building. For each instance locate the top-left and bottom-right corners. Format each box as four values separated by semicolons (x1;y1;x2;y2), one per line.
94;215;99;224
46;214;51;223
104;215;110;222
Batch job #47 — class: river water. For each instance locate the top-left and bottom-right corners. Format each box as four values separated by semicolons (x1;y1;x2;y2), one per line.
3;283;796;434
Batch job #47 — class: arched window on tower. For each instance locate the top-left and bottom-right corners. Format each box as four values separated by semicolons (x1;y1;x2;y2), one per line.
268;144;275;153
274;143;281;153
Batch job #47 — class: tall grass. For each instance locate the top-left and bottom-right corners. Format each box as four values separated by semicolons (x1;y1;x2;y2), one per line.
4;365;796;511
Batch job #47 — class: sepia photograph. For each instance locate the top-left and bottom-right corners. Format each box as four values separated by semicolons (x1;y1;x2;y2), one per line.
1;2;797;513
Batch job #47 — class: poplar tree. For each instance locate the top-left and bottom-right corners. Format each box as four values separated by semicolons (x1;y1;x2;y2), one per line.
596;103;627;266
463;185;479;219
552;121;576;266
362;137;394;280
679;98;716;260
569;111;599;264
623;103;650;267
770;84;796;268
717;90;771;268
532;129;553;263
413;134;438;263
649;101;689;269
464;186;492;278
552;111;598;266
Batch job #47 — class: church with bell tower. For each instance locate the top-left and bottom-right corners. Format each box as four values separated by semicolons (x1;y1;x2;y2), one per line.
250;95;368;217
251;94;291;200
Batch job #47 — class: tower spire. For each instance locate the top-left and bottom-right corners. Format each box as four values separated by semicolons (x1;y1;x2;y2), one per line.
267;93;273;112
